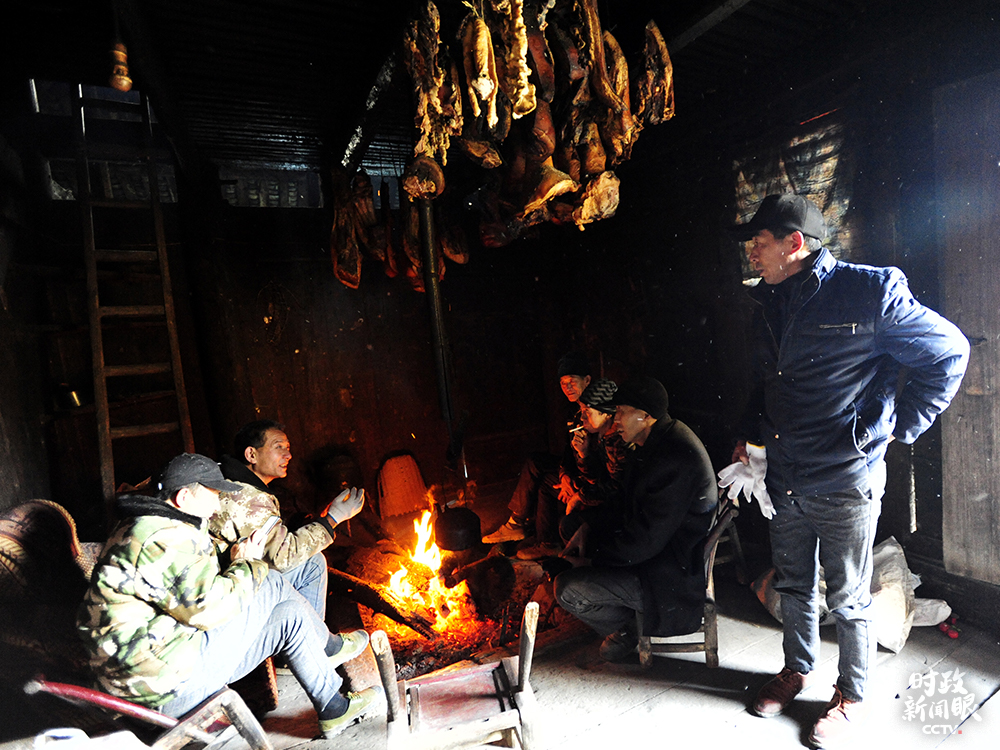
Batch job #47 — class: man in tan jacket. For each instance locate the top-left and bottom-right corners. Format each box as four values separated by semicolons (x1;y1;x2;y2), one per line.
211;420;362;630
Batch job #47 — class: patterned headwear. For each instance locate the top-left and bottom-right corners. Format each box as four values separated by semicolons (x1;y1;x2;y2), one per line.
579;379;619;414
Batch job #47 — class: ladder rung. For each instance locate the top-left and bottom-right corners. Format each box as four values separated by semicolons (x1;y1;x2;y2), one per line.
87;198;150;210
108;390;178;408
105;363;172;377
110;422;181;440
95;250;159;263
100;305;165;318
79;97;144;114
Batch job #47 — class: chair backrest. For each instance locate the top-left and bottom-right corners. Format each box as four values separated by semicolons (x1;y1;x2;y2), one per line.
702;498;739;579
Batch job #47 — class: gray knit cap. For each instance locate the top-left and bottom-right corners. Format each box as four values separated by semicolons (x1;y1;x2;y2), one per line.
579;379;618;414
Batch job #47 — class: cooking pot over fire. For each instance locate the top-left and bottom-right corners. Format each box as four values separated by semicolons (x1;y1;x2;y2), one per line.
434;506;481;551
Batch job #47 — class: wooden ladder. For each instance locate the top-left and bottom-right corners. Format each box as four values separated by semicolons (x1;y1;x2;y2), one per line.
73;85;194;510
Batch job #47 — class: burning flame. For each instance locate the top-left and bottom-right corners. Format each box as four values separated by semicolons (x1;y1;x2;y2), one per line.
386;509;476;633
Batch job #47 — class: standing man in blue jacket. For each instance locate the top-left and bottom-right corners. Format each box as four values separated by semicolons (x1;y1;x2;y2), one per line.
729;194;969;748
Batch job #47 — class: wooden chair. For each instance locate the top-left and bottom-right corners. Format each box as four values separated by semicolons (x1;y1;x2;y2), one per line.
372;603;540;750
637;497;740;669
24;677;273;750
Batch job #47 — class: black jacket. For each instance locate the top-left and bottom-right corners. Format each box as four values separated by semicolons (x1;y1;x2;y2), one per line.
589;418;717;637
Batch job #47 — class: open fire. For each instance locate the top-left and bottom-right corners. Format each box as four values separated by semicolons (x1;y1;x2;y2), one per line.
364;509;500;658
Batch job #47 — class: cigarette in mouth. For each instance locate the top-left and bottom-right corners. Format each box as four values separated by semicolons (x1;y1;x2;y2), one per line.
569;425;586;433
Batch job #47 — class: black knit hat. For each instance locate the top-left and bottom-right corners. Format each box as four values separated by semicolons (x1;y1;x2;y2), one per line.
728;194;827;241
557;351;591;379
609;376;669;421
157;453;243;495
579;379;618;414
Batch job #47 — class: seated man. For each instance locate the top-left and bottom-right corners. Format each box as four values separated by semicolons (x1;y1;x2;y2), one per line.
212;420;361;627
554;377;718;662
77;453;381;738
484;351;592;546
518;378;629;559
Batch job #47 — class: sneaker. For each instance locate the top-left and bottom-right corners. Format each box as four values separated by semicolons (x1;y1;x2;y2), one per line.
328;629;370;669
318;686;383;738
599;630;638;662
808;686;869;748
516;542;562;560
483;518;527;544
751;667;814;717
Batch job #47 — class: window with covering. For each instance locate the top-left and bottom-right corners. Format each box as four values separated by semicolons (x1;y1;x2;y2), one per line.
732;119;856;281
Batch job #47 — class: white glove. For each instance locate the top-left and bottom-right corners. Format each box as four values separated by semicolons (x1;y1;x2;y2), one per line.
746;443;775;520
717;461;755;503
323;487;365;524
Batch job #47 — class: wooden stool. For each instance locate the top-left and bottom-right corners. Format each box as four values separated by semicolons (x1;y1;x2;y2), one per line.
637;499;740;669
373;603;540;750
25;678;272;750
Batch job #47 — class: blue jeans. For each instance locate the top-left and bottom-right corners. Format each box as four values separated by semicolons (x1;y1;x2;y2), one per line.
161;570;342;718
282;552;329;622
554;566;643;637
769;483;881;703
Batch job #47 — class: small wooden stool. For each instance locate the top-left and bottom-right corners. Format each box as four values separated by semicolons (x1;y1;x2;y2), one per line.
372;603;539;750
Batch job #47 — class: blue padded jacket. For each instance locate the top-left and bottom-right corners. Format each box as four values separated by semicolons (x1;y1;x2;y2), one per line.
740;248;969;497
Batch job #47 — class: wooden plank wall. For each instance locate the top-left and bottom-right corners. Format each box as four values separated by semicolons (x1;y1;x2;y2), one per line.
187;209;553;517
934;69;1000;585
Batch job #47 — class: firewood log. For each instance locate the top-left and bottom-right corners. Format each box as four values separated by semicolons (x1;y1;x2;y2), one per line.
327;566;437;639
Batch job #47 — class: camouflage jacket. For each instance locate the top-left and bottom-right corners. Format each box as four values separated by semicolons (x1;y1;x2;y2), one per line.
211;456;334;572
76;494;269;707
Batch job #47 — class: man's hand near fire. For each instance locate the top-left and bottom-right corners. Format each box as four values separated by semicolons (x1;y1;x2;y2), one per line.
560;522;591;567
322;487;365;525
556;473;582;512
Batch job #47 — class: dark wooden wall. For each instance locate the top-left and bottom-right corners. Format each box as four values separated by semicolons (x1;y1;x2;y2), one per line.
2;0;1000;623
182;208;563;517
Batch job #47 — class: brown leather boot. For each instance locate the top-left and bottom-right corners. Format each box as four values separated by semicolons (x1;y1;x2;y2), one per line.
751;667;814;717
808;685;870;748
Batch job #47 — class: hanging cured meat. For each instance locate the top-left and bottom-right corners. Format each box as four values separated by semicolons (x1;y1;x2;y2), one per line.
634;20;675;127
489;0;536;119
403;1;462;164
459;11;500;131
572;170;619;229
402;155;446;201
330;169;361;289
383;0;679;258
598;30;636;165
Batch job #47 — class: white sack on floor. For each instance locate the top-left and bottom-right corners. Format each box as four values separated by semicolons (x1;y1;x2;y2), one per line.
750;536;918;653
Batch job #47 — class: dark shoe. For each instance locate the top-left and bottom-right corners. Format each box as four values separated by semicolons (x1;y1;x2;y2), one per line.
808;686;869;748
483;518;527;544
319;686;383;738
516;542;562;560
599;630;638;662
751;667;814;717
328;629;370;669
